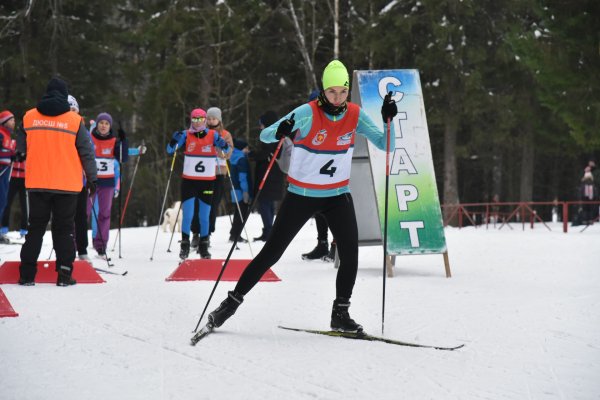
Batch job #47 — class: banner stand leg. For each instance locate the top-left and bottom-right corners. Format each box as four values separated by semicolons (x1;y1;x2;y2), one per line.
443;251;452;278
386;255;395;277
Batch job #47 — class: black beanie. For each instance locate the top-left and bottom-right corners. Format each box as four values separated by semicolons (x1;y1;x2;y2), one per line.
234;138;248;150
46;77;69;97
259;111;278;128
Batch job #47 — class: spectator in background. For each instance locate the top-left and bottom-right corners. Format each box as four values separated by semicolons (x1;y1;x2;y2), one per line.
0;110;16;243
588;159;599;184
578;166;599;225
251;110;285;242
17;77;97;286
1;154;28;239
229;138;252;243
67;95;94;261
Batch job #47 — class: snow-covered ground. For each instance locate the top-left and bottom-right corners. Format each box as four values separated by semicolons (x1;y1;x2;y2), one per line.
1;214;599;400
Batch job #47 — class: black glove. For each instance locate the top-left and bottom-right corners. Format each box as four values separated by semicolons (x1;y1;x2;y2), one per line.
275;113;296;140
381;91;398;122
15;152;26;162
86;180;97;195
169;131;183;148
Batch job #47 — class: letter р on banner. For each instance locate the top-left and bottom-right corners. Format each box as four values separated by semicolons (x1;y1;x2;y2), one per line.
351;70;447;255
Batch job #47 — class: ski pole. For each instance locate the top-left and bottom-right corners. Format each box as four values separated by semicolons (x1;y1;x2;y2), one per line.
382;114;392;335
118;142;123;258
222;151;253;257
166;200;183;252
192;136;286;333
150;144;179;260
111;140;144;252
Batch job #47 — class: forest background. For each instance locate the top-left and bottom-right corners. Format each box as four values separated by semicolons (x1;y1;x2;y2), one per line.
1;0;598;227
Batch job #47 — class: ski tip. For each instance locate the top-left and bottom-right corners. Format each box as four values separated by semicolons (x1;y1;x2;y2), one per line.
122;271;129;276
441;343;465;351
190;323;215;346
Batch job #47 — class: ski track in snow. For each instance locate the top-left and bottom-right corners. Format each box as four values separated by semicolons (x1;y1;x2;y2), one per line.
1;216;599;400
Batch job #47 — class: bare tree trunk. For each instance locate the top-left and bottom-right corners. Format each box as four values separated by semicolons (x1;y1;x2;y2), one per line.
519;126;535;201
491;153;503;200
443;115;460;222
48;0;64;75
286;0;318;90
443;86;460;223
333;0;339;59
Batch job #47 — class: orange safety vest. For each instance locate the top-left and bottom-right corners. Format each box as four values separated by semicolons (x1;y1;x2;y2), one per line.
22;108;84;192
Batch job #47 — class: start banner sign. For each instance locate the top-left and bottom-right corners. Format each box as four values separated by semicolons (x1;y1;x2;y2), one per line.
352;69;447;255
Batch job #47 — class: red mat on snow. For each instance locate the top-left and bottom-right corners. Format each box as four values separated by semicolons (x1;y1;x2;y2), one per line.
166;259;280;282
0;288;18;317
0;261;105;284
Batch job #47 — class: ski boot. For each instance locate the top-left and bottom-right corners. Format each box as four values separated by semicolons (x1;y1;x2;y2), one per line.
190;233;200;250
321;241;337;262
302;240;328;260
331;297;363;333
56;265;77;287
19;263;36;286
95;248;109;261
179;238;190;260
229;235;248;244
18;277;35;286
198;236;211;259
254;229;268;242
208;291;244;327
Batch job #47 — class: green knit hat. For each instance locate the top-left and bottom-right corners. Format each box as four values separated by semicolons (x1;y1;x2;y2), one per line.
322;60;349;90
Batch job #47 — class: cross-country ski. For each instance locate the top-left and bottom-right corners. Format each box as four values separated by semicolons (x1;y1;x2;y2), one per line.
278;326;464;351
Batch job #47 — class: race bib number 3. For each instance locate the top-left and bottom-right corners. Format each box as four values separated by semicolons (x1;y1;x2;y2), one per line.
96;158;115;177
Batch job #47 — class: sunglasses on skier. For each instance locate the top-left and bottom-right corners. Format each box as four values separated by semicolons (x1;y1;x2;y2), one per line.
191;117;206;122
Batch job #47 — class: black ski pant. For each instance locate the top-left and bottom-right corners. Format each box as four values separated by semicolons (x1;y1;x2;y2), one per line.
315;212;329;242
74;187;89;255
234;192;359;299
19;191;78;280
230;201;249;240
209;174;226;234
1;177;27;230
192;175;225;235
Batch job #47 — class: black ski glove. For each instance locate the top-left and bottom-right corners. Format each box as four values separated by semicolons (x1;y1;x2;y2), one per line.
15;152;26;162
118;126;127;141
381;91;398;123
275;113;296;140
86;180;97;196
169;131;183;148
